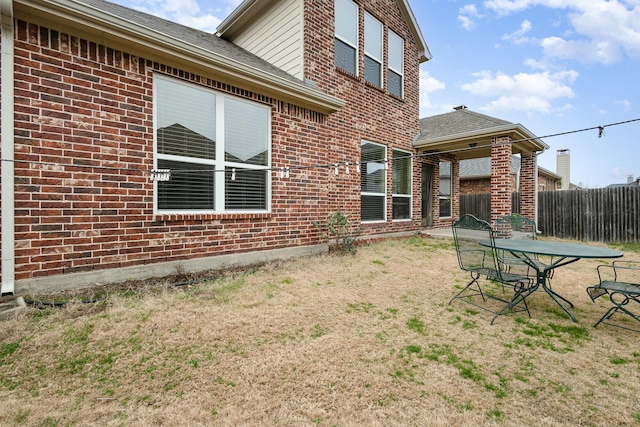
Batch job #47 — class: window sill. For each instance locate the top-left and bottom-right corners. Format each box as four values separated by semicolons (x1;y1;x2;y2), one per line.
152;212;271;223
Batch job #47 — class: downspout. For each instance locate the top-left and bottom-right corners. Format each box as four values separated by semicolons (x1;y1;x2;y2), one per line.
1;0;15;295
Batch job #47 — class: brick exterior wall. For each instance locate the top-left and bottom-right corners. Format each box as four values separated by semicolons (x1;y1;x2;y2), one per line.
4;0;430;289
490;136;513;223
303;0;430;233
519;151;536;219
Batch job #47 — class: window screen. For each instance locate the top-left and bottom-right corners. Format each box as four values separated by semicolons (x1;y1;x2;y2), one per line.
154;75;270;213
392;149;411;220
361;141;386;222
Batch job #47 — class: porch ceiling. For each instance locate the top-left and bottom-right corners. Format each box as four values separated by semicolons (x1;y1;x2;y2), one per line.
414;125;549;161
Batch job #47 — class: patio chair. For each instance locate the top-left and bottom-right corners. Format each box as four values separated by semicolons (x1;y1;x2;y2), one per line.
494;213;553;281
587;260;640;331
449;214;535;324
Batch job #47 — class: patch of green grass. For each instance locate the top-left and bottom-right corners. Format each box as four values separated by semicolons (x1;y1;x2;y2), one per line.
486;408;504;422
406;317;426;334
346;302;374;313
511;320;590;353
609;242;640;253
372;259;385;266
437;392;473;411
0;341;20;365
610;357;630;365
14;408;30;424
311;324;325;338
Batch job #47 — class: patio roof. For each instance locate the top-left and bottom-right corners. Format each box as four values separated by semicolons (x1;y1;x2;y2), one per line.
414;107;549;160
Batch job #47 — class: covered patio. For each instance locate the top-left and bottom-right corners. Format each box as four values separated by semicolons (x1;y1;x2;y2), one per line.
416;106;549;224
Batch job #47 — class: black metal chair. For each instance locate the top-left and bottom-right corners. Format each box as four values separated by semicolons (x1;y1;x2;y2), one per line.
449;214;535;324
587;260;640;331
494;213;547;275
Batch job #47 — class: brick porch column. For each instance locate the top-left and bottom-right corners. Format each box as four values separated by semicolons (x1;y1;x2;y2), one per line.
490;136;512;224
519;151;536;221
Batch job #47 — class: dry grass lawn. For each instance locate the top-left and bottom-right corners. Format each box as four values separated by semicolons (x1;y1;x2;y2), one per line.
1;236;639;426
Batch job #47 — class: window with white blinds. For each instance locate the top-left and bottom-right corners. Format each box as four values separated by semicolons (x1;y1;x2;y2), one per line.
361;141;386;222
388;30;404;98
364;12;383;87
155;75;270;213
439;161;452;218
335;0;358;75
392;149;411;220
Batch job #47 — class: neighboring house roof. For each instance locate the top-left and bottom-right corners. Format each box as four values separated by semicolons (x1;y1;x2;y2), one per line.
460;156;562;181
606;179;640;188
217;0;432;63
16;0;345;114
415;107;549;160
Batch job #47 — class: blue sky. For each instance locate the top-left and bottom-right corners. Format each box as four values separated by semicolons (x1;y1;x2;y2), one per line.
111;0;640;188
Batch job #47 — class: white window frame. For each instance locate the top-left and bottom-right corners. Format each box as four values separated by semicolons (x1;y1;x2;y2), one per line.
439;161;452;218
334;0;359;75
361;140;387;223
153;74;272;215
392;149;412;221
388;30;404;98
364;12;383;87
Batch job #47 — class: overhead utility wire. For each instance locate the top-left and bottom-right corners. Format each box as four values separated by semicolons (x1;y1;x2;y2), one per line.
1;117;639;179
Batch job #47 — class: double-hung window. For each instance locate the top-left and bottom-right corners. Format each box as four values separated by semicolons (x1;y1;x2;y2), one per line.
361;141;386;222
364;12;383;87
392;149;411;220
154;75;270;213
439;161;452;218
334;0;358;75
388;30;404;97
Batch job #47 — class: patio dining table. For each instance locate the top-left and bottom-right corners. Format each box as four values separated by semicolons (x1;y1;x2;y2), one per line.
480;239;624;322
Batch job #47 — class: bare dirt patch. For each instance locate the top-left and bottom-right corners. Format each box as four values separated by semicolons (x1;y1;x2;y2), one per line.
0;236;638;426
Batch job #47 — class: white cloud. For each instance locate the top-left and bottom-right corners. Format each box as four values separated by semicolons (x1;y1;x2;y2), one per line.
114;0;230;33
502;19;533;45
460;69;578;114
609;167;630;180
484;0;640;63
458;4;483;31
419;70;446;115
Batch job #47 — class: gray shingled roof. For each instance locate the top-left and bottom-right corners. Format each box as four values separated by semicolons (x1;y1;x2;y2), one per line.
78;0;319;91
419;108;512;140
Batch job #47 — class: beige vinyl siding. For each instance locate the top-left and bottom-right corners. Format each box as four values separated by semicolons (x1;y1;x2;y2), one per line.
232;0;304;80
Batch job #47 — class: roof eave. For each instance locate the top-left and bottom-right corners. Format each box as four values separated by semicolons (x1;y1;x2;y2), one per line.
18;0;345;114
219;0;432;63
416;123;549;152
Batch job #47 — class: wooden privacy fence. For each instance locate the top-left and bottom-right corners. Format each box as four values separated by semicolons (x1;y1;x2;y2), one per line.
461;186;640;243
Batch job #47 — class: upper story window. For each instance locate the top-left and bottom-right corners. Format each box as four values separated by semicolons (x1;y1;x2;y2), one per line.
335;0;358;75
388;30;404;97
364;12;383;87
154;75;271;214
392;149;411;220
361;141;387;222
439;161;452;218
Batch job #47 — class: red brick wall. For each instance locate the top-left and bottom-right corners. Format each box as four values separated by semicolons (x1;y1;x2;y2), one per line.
519;152;536;219
490;137;513;223
303;0;423;234
7;0;425;286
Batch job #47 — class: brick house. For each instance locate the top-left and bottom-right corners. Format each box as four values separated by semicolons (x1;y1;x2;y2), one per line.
0;0;550;295
1;0;444;294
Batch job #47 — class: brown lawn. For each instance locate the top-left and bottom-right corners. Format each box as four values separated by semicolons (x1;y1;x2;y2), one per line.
0;236;639;426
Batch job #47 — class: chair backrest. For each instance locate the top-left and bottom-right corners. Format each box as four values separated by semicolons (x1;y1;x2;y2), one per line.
452;214;498;273
494;213;537;240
